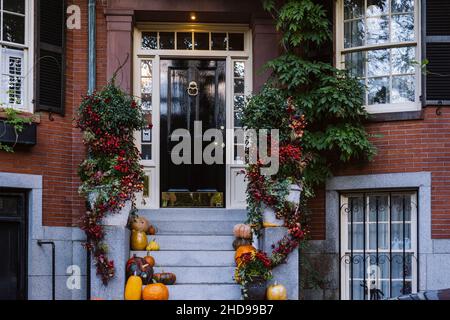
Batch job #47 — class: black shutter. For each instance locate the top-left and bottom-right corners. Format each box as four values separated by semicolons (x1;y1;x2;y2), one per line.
35;0;66;115
423;0;450;105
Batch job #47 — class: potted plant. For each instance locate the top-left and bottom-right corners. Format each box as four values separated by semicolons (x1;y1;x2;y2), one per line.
235;251;273;300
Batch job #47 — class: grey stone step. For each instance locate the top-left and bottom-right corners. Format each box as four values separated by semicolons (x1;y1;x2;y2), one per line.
146;235;235;251
139;208;247;221
131;250;236;267
153;267;236;284
165;284;242;300
147;220;240;235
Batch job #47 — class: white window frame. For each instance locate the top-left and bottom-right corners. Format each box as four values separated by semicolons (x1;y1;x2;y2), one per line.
0;0;33;113
335;0;421;114
133;23;252;209
340;191;418;300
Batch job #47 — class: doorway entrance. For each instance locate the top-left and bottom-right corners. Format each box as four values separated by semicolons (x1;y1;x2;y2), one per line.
160;59;226;207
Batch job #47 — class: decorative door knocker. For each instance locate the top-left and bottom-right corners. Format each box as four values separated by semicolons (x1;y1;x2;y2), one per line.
187;81;199;96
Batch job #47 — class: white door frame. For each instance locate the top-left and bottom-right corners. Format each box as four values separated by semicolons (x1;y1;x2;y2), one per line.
133;23;252;209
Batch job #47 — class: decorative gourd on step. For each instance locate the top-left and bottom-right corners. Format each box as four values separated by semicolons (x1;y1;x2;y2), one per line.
142;283;169;300
234;245;256;264
131;216;150;233
153;272;177;285
124;274;142;300
232;238;252;250
131;230;148;250
143;253;155;267
126;254;154;284
146;239;160;251
233;224;252;239
266;283;288;300
147;224;157;235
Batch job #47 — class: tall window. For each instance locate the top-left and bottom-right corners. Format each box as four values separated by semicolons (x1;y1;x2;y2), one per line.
337;0;420;113
139;59;153;161
340;191;418;300
0;0;29;110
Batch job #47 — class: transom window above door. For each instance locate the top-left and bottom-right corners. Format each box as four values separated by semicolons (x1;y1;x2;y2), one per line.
336;0;421;114
141;31;245;51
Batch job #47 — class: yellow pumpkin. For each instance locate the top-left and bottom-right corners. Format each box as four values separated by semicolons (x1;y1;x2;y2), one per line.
233;224;252;239
266;283;287;300
146;239;160;251
124;275;142;300
131;230;148;250
142;283;169;300
234;245;256;264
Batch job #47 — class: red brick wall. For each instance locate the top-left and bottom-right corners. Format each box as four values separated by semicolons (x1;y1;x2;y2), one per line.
0;1;108;227
309;107;450;240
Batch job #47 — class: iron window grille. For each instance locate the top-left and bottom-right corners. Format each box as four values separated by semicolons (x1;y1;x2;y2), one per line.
339;191;419;300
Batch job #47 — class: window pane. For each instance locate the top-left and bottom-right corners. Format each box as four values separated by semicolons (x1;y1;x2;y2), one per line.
3;13;25;44
369;223;389;250
345;51;365;78
391;194;412;222
234;95;245;110
392;253;413;279
367;0;389;16
141;144;152;161
177;32;193;50
4;0;25;13
391;0;414;13
211;33;227;50
392;75;415;103
391;223;412;250
368;49;390;77
234;79;244;94
350;279;365;300
194;32;209;50
228;33;244;51
142;129;152;143
141;94;152;112
141;60;152;77
159;32;175;49
234;112;243;127
142;32;158;49
392;14;415;42
141;77;152;94
344;20;365;48
368;77;390;104
348;223;364;250
367;16;389;44
234;61;245;78
344;0;364;20
368;195;388;222
392;47;415;74
391;280;412;297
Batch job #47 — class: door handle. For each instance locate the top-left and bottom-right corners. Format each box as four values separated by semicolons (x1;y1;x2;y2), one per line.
187;81;199;96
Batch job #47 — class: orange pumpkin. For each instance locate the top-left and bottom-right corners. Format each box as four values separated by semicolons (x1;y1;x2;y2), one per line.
233;224;252;239
234;245;256;264
142;283;169;300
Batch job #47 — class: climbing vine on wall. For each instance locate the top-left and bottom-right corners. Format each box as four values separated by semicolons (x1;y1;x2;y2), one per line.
239;0;376;287
76;81;147;284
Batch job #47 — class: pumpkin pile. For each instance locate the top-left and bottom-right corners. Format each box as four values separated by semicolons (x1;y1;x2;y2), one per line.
232;224;255;265
125;215;179;300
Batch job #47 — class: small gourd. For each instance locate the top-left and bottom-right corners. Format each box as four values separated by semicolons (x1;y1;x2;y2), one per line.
124;274;142;300
146;239;160;251
153;272;177;285
143;253;155;267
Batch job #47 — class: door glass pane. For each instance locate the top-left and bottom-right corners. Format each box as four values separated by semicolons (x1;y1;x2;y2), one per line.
177;32;193;50
228;33;244;51
234;62;245;78
194;32;209;50
142;32;158;50
0;196;20;216
159;32;175;49
211;33;227;50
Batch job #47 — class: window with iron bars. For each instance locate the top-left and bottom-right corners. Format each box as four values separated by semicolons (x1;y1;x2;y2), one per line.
340;191;418;300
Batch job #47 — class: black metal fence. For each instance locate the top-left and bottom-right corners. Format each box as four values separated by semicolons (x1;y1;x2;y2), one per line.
339;191;418;300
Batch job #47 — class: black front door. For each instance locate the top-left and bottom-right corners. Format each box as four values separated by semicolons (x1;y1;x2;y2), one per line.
0;190;27;300
160;59;226;207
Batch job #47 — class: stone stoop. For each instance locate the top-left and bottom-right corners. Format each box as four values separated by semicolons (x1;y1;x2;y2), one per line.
134;208;246;300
